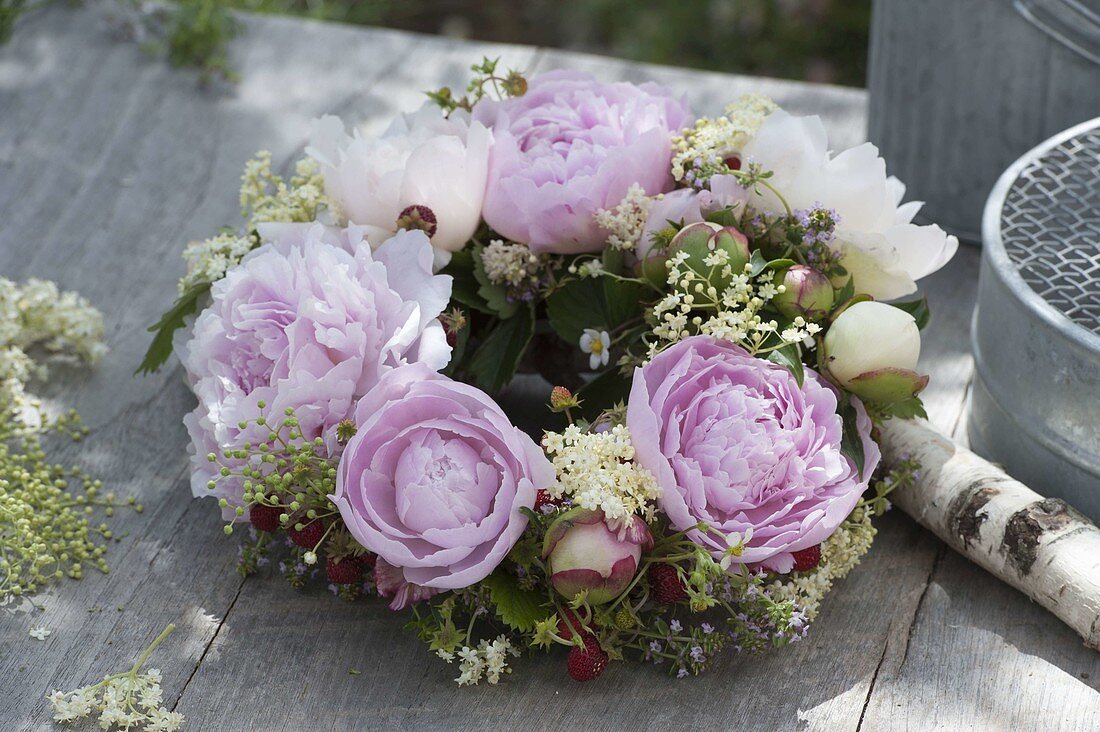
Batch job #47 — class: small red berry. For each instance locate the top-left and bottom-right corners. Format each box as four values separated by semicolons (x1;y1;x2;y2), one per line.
724;155;742;171
534;489;556;512
649;564;687;604
557;608;594;640
567;636;609;682
792;544;822;572
288;519;324;549
355;552;376;569
249;503;281;533
325;557;363;585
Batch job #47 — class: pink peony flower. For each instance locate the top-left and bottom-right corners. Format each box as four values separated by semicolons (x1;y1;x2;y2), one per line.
332;363;555;601
182;223;452;517
626;336;879;573
474;70;692;254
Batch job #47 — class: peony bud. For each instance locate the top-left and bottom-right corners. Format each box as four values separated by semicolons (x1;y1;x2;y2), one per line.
543;508;653;604
772;265;834;321
824;301;928;403
669;223;751;291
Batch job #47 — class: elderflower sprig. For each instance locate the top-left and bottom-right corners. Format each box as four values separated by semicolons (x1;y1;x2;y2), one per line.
542;424;661;521
48;624;184;731
594;183;652;251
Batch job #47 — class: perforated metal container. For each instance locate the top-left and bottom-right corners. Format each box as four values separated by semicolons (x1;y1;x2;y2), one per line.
970;118;1100;518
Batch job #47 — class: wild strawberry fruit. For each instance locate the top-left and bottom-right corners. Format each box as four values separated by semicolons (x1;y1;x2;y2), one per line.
567;636;609;682
557;608;593;640
249;503;281;533
289;519;324;549
355;552;376;569
325;557;363;585
649;563;687;604
534;489;556;512
792;544;822;572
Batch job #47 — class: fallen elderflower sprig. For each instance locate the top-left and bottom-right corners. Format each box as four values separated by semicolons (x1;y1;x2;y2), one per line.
880;418;1100;650
48;623;184;731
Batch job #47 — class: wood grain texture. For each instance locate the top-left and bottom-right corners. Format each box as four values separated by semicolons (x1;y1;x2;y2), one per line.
0;5;1092;731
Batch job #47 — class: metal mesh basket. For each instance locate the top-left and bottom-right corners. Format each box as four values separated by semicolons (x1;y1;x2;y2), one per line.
970;117;1100;519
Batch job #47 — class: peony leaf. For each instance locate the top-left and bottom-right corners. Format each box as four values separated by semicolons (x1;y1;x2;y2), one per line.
482;570;547;633
135;283;210;375
890;296;931;331
442;248;493;315
468;305;534;392
766;343;804;387
838;398;866;479
879;396;929;421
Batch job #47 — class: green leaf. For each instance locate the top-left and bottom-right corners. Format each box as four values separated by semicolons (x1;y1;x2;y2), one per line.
546;276;648;346
833;276;855;309
767;343;804;387
838;398;867;479
575;366;633;420
135;283;210;375
468;305;534;392
601;247;626;276
704;206;741;227
748;250;796;278
442;249;492;314
891;296;931;331
482;570;547;633
880;396;929;421
472;245;518;319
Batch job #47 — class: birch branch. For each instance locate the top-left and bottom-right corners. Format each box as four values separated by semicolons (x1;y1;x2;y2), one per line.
879;418;1100;650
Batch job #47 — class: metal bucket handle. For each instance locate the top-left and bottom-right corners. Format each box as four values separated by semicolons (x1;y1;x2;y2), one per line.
1015;0;1100;65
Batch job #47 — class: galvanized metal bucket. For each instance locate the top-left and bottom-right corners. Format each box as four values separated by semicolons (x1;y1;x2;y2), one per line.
970;118;1100;519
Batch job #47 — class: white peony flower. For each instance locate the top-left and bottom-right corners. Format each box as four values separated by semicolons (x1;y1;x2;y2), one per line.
306;103;493;269
711;110;958;300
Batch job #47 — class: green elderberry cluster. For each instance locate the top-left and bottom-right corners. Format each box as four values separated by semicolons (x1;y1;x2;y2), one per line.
205;404;373;596
0;403;141;604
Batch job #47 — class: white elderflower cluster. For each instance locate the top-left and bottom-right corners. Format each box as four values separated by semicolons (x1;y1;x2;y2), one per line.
179;233;255;294
439;635;520;686
0;277;107;367
48;625;181;731
49;669;183;731
765;507;877;622
239;151;327;228
671;94;777;186
481;239;545;296
542;424;661;521
650;248;810;356
594;183;651;251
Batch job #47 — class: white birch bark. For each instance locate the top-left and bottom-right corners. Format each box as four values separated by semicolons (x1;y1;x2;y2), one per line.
879;418;1100;650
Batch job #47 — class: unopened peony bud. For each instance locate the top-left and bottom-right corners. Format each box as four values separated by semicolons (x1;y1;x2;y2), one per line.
669;222;751;290
543;508;653;604
824;301;928;403
772;265;834;321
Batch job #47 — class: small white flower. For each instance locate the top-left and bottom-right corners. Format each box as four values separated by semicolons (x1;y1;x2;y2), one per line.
29;626;51;640
303;551;317;565
579;329;611;370
719;528;753;571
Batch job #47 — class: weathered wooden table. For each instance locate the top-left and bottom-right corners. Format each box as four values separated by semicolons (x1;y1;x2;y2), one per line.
1;7;1098;730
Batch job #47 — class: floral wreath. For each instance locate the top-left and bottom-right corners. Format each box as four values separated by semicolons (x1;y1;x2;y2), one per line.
141;58;957;684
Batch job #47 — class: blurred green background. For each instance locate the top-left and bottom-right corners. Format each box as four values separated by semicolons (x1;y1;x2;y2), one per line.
225;0;872;87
